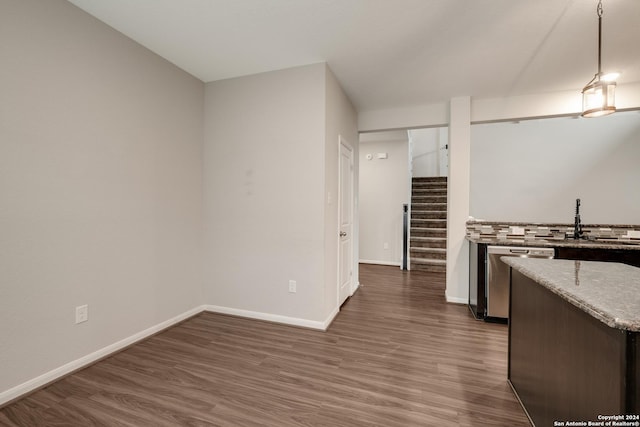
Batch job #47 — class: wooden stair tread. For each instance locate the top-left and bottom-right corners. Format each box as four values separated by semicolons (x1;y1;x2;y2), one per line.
412;191;446;194
410;247;446;253
411;206;447;209
410;258;447;265
412;176;447;181
411;221;447;227
412;208;446;213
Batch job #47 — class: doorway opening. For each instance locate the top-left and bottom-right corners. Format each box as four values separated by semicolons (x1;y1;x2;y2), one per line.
358;127;449;273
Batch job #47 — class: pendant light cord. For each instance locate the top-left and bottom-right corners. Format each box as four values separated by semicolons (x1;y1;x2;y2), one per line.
597;0;603;76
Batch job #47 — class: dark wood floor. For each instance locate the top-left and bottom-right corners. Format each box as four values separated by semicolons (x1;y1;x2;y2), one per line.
0;264;530;426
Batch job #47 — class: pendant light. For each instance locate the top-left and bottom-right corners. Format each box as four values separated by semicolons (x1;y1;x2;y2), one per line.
581;0;617;118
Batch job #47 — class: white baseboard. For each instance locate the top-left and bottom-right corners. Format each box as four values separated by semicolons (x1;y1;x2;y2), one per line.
359;259;401;267
323;307;340;330
351;281;360;294
445;294;468;304
204;305;333;331
0;305;205;407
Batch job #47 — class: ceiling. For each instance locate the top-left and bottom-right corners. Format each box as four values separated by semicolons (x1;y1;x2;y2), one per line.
66;0;640;113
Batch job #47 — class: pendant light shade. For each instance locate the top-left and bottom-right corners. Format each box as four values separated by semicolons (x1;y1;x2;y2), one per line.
581;0;617;118
582;75;616;118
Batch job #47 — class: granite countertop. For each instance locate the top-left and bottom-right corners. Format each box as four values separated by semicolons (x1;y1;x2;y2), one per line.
466;236;640;251
503;257;640;332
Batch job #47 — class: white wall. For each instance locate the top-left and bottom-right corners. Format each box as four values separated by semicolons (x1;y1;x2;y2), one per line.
446;97;471;304
358;132;409;266
0;6;358;399
203;63;356;327
0;0;204;399
410;127;449;177
470;111;640;224
358;102;449;133
324;67;359;317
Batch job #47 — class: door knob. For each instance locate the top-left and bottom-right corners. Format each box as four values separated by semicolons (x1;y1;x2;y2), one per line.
340;231;347;237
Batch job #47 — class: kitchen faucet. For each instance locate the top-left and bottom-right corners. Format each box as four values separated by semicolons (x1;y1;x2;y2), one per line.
573;198;583;240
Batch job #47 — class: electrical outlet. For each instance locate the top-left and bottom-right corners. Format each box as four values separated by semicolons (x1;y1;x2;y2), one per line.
75;305;88;324
288;280;297;293
383;242;389;250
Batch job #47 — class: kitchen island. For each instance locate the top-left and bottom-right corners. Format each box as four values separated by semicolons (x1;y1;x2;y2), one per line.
503;257;640;426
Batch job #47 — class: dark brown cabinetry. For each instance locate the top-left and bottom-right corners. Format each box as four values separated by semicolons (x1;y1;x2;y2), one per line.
556;246;640;267
468;242;487;319
509;269;639;425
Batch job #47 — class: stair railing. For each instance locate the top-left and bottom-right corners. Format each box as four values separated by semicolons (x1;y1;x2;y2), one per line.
402;204;408;270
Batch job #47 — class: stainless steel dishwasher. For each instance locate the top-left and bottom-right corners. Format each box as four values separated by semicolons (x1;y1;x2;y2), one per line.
486;246;555;320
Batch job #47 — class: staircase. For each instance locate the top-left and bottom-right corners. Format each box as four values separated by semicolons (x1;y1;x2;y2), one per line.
410;177;447;273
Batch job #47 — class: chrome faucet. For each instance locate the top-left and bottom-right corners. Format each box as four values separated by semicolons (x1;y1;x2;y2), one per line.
573;198;583;240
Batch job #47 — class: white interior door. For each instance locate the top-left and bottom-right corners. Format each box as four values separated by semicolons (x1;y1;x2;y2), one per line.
338;138;353;306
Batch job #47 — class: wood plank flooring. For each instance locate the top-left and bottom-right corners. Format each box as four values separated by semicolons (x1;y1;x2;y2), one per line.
0;264;530;426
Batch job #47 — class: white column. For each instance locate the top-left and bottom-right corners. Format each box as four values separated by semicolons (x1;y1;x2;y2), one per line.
446;97;471;303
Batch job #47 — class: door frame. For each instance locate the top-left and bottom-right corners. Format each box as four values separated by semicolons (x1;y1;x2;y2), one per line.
337;135;355;307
